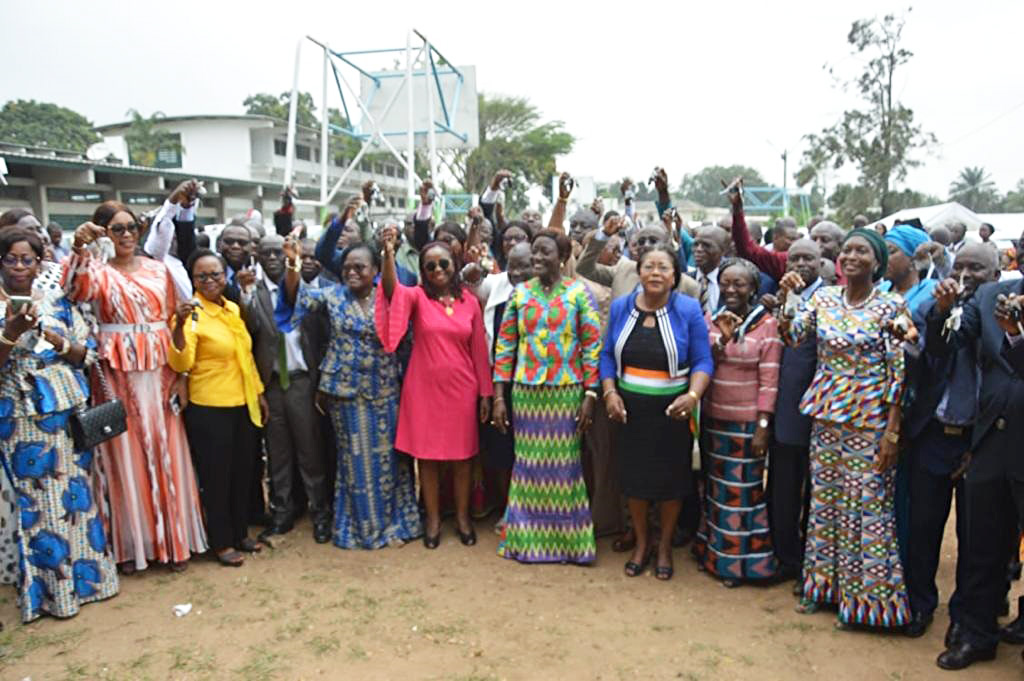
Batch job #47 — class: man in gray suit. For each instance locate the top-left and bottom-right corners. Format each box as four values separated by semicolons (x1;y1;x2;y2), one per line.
242;234;331;543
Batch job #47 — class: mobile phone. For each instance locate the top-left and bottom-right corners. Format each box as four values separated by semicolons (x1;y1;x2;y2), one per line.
8;296;32;314
169;393;182;415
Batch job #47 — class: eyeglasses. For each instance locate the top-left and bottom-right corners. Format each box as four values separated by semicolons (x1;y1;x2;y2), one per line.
635;236;661;247
221;237;251;247
640;262;674;274
424;259;451;273
195;271;225;282
109;223;139;236
1;254;40;268
342;263;368;274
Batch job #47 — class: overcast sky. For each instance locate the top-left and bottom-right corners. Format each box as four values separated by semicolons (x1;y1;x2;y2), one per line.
5;0;1022;199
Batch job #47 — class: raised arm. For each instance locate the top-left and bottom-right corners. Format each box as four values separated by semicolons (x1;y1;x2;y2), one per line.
547;172;573;233
575;216;624;287
412;180;435;251
282;227;303;306
727;187;787;281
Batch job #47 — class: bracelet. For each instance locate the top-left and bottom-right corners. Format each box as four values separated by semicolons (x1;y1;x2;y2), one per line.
0;333;15;346
287;258;301;273
59;338;71;355
493;395;505;403
603;388;618;399
688;390;699;401
584;389;598;400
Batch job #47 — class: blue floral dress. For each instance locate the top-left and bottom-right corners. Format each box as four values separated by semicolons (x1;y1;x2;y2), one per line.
0;294;119;622
295;282;421;549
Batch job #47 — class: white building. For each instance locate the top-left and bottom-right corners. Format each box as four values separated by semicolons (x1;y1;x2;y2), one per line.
0;114;409;231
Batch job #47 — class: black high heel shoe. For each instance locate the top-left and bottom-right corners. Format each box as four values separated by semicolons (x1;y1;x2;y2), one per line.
456;525;477;546
423;525;441;549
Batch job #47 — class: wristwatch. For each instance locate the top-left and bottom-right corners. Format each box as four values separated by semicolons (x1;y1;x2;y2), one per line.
757;417;770;429
884;431;900;443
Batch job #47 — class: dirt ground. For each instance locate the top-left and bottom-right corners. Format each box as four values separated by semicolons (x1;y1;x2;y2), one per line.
3;515;1022;681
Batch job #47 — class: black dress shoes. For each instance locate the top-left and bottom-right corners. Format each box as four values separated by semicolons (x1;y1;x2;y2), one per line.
313;520;332;544
1002;597;1024;644
258;519;294;541
945;621;964;648
936;642;997;670
904;611;932;638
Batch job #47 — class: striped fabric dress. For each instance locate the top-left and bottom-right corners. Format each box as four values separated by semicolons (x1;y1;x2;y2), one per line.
62;254;207;569
493;278;602;564
694;311;781;582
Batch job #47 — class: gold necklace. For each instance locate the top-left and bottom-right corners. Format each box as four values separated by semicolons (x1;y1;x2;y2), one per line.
439;294;455;316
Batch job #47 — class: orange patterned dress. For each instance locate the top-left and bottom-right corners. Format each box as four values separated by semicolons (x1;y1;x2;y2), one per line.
62;254;207;569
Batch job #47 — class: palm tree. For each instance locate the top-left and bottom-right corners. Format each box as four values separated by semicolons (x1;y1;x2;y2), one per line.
123;109;184;168
948;166;1000;212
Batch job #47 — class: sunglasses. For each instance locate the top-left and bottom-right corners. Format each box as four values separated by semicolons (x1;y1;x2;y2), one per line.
2;254;40;268
635;236;661;247
424;259;451;273
222;237;250;247
195;271;225;282
109;223;139;236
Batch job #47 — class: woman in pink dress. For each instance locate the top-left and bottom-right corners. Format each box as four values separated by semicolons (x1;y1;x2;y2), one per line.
63;201;207;572
376;228;492;549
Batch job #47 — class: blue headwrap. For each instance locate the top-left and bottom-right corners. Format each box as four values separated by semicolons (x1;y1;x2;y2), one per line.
884;225;930;258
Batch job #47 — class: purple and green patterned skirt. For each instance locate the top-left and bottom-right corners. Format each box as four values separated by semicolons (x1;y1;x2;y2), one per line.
498;384;596;565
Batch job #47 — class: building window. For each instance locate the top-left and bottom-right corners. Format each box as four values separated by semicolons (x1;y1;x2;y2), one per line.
122;192;165;206
397;166;406;179
360;159;371;172
46;188;105;203
296;144;311;161
93;172;112;185
0;186;28;201
385;164;395;177
373;163;384;175
333;153;347;167
274;139;287;156
314;149;320;163
128;133;183;169
49;214;93;229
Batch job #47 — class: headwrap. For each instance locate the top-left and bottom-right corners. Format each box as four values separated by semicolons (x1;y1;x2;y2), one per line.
843;228;888;282
884;224;930;258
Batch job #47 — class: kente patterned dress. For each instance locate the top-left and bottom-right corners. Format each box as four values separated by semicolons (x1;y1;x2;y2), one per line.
693;310;781;582
0;294;119;622
784;285;910;628
493;277;602;564
62;254;207;569
295;282;421;549
375;283;493;461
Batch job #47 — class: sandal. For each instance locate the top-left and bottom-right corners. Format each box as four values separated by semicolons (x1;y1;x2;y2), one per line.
118;562;137;576
795;598;819;615
168;561;188;573
655;554;674;581
239;537;263;553
216;549;244;567
624;548;652;577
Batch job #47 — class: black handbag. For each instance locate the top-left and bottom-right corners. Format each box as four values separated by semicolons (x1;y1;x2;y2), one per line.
70;363;127;451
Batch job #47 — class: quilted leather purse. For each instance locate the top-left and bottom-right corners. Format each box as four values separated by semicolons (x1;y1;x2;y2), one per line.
70;363;127;451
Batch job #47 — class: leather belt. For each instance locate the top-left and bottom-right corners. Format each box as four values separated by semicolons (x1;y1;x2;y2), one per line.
942;424;967;437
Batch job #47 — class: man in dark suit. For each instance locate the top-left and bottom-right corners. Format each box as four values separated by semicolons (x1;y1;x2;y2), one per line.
217;223;256;304
903;244;1000;641
759;238;822;585
928;240;1024;670
242;234;331;544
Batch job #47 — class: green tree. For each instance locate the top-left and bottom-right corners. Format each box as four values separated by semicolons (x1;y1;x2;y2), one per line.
948;166;1001;212
123;109;184;168
0;99;99;152
677;165;767;208
437;94;575;212
1002;179;1024;213
243;91;318;128
800;10;936;216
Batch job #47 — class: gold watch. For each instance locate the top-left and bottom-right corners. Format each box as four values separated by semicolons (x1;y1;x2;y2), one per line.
884;431;900;444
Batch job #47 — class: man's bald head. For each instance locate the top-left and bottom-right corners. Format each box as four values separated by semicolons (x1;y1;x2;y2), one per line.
929;225;951;246
810;220;844;260
694;225;730;274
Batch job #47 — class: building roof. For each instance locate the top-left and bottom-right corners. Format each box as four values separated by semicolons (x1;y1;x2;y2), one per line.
95;113;279;132
0;141;265;188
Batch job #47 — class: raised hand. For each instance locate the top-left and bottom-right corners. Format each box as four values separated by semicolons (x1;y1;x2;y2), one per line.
777;271;805;299
490;169;513;192
995;293;1024;336
3;301;39;341
932;277;959;314
602;215;627;238
721;176;743;209
362;180;375;203
653;167;669;195
760;293;780;313
72;222;106;250
558;172;574;201
168;180;200;207
419;180;435;205
714;310;743;344
236;268;257;290
590;197;604;217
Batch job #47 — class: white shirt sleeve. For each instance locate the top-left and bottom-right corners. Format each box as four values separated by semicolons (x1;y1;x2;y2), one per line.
143;200;179;260
480;187;500;204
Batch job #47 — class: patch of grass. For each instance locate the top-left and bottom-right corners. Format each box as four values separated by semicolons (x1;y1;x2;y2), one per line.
168;644;217;674
306;633;341;657
62;662;91;680
651;623;675;632
125;651;153;670
0;627;86;662
234;648;281;681
347;643;369;660
274;619;306;642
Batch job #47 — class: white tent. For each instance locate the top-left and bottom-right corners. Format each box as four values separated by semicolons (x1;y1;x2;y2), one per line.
976;212;1024;242
878;202;982;232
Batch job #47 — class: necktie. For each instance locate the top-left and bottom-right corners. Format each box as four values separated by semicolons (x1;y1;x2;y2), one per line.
277;333;290;391
699;274;709;312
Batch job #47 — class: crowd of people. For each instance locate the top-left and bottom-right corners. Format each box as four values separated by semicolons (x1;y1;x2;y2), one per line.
0;165;1022;672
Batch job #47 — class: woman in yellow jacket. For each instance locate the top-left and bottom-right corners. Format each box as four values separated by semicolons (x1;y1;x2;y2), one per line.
169;249;268;567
